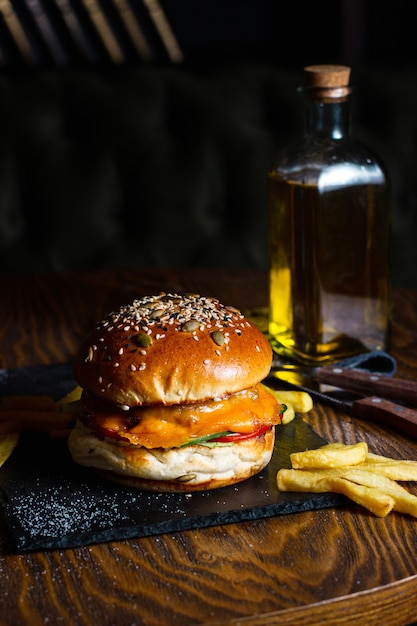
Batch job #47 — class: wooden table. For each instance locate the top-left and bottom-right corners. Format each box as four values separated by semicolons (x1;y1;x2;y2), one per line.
1;268;417;626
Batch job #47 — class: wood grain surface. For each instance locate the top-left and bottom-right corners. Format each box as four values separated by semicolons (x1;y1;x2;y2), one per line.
1;269;417;626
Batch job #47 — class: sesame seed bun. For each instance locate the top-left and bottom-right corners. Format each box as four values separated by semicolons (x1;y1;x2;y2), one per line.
73;293;273;406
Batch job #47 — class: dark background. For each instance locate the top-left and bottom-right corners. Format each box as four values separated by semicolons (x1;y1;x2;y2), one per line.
163;0;414;69
1;1;414;69
0;0;416;287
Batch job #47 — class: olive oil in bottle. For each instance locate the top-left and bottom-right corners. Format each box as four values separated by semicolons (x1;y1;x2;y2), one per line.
268;65;391;364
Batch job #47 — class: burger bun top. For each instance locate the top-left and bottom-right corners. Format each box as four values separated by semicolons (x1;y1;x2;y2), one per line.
73;293;272;406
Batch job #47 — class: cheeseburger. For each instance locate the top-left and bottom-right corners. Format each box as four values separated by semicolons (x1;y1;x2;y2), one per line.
68;293;284;491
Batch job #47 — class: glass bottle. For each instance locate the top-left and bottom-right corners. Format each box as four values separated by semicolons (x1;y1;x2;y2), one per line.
268;65;391;365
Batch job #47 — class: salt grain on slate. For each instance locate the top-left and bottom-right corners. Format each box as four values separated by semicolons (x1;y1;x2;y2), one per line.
6;475;190;542
12;478;134;538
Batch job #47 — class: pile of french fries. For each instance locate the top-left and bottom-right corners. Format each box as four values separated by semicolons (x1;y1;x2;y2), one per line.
269;386;417;519
278;442;417;518
0;386;82;468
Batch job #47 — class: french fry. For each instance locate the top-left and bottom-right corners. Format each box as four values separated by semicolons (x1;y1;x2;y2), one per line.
276;467;395;517
0;432;19;468
0;395;57;411
359;459;417;482
277;468;334;492
366;451;399;463
0;410;73;432
0;389;78;440
263;386;313;424
0;387;83;469
56;386;82;406
267;389;313;414
327;476;395;518
340;468;417;517
290;442;368;469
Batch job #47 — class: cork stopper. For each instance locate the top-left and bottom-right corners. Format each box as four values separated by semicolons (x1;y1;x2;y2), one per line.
304;65;351;87
303;65;351;101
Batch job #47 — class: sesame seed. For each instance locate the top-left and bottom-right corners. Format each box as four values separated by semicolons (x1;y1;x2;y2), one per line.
255;345;261;352
203;359;210;364
119;348;124;355
114;362;120;367
139;363;146;370
215;349;221;356
130;364;137;371
93;294;246;358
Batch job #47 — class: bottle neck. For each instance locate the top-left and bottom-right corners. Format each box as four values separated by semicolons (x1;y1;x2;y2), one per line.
304;97;351;141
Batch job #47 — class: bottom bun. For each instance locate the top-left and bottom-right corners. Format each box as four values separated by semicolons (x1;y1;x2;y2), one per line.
68;421;275;492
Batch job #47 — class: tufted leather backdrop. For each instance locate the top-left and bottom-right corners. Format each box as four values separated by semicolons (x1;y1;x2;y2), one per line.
0;63;416;287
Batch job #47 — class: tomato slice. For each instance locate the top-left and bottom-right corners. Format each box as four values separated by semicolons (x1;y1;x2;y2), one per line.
210;424;270;443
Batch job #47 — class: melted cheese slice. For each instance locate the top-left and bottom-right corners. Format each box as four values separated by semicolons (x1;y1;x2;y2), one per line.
82;384;282;449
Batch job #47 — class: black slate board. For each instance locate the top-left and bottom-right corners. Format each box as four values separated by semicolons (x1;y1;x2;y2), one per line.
0;415;345;552
0;363;346;552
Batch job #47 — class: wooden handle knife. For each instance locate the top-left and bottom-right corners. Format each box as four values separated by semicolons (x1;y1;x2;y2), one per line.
317;366;417;407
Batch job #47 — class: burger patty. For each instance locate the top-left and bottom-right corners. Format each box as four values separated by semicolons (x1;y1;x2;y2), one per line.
79;383;283;449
